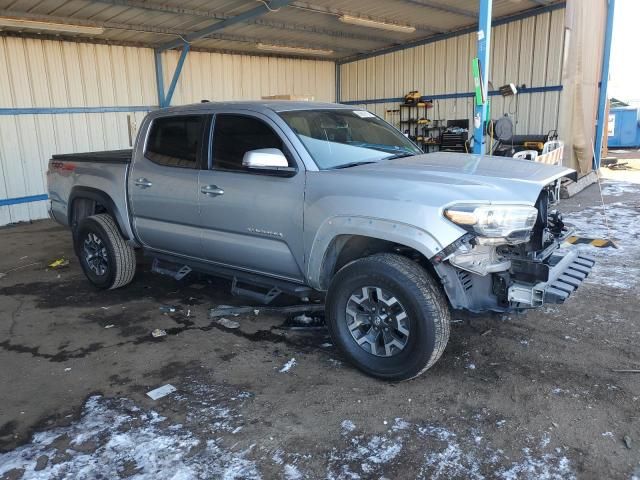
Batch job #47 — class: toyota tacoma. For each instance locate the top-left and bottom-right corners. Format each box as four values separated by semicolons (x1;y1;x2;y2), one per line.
47;101;594;380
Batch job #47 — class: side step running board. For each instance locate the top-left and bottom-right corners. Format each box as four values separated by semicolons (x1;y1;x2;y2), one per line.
231;277;282;305
152;258;192;280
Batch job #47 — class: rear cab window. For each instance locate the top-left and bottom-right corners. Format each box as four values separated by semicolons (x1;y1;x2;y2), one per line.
145;115;206;168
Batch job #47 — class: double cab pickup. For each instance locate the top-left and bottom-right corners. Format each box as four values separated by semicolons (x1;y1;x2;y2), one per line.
48;101;594;380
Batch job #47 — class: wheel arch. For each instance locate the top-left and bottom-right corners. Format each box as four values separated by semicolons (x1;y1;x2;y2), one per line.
68;187;130;241
307;216;443;290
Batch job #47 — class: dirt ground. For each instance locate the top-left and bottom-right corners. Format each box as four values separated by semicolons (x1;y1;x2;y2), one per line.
0;177;639;479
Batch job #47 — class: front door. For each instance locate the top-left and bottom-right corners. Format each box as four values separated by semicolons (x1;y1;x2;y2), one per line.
198;112;305;281
129;113;207;258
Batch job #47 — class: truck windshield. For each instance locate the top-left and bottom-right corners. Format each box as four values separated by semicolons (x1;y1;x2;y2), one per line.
278;109;422;169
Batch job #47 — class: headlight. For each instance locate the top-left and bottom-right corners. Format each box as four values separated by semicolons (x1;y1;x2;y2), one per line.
444;204;538;241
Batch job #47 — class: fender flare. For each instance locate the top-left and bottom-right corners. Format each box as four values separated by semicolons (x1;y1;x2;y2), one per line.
306;215;443;290
68;186;130;240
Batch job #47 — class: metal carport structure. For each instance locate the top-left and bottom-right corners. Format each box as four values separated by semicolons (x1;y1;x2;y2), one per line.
0;0;615;224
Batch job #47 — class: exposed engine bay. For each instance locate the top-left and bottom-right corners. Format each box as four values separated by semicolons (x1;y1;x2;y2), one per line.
433;181;595;313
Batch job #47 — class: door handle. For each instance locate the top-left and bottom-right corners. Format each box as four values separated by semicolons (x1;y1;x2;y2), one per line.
201;185;224;196
134;178;153;188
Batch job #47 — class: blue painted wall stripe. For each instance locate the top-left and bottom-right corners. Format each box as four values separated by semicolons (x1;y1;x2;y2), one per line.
0;194;49;207
340;85;563;105
0;106;154;116
337;2;566;65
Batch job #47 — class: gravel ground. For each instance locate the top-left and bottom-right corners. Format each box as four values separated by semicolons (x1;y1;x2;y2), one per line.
0;179;639;480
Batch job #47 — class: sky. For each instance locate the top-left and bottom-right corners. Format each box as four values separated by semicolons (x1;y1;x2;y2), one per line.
608;0;640;104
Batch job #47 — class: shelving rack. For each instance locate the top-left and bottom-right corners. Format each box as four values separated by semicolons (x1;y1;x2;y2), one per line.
399;103;444;153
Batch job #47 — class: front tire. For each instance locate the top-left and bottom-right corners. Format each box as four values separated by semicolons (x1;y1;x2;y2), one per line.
326;253;450;381
75;214;136;289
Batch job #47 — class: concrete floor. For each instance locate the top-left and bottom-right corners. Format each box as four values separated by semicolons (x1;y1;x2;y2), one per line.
0;178;639;479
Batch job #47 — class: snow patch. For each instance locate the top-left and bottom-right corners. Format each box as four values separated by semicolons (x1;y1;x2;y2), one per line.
500;448;574;480
563;194;640;290
0;395;259;480
284;463;303;480
340;420;356;435
279;358;297;373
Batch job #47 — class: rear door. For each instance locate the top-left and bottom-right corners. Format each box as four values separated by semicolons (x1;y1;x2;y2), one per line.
129;113;208;257
197;111;305;281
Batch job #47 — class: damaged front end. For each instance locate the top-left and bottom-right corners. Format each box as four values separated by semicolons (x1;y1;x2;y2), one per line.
433;182;595;313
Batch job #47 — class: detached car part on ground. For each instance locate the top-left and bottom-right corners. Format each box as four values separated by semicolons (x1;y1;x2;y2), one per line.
47;101;594;381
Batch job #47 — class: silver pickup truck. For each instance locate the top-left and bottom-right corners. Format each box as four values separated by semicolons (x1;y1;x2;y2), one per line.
47;101;594;380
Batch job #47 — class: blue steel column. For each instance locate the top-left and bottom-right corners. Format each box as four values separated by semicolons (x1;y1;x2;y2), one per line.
473;0;493;154
154;49;165;108
164;44;191;107
335;62;341;103
593;0;616;170
154;44;191;108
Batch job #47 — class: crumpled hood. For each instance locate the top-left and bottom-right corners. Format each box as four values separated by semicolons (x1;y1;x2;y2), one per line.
328;152;575;205
304;152;577;257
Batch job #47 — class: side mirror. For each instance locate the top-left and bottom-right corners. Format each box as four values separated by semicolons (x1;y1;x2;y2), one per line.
242;148;296;176
242;148;288;168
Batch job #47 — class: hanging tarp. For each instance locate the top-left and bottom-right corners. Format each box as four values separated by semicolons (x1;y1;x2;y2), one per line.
558;0;608;174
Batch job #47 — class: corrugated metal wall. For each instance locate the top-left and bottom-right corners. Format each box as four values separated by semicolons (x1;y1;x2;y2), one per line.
0;37;156;226
0;37;335;226
161;50;335;105
339;7;565;138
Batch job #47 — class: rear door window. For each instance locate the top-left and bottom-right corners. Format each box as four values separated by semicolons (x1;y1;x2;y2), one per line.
145;115;206;168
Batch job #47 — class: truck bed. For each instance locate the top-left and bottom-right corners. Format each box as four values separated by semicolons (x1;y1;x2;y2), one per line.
51;149;132;164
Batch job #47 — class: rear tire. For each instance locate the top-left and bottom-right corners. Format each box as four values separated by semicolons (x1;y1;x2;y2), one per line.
75;214;136;289
326;253;450;381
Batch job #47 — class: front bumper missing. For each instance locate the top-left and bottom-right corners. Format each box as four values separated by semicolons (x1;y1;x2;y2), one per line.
508;250;595;307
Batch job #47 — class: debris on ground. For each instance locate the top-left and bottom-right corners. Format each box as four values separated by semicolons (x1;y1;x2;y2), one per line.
279;313;325;330
624;435;632;449
293;314;314;325
151;328;167;338
104;324;115;329
48;258;69;269
210;304;324;319
217;318;240;329
279;358;297;373
146;384;177;400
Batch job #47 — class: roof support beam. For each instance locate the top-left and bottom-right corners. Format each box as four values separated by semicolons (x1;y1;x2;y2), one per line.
94;0;229;20
94;0;392;44
289;1;441;34
473;0;492;155
158;0;294;51
0;9;356;53
400;0;477;19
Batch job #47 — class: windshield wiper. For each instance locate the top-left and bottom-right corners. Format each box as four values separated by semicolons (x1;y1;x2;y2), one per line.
331;161;378;170
384;153;416;160
346;142;416;155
